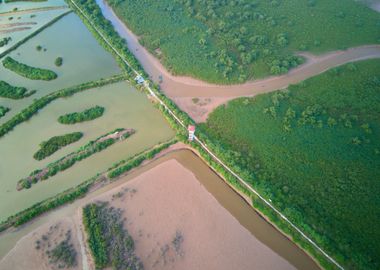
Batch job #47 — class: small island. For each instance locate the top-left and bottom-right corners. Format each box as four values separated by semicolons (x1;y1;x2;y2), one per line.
33;132;83;161
2;56;57;81
58;105;105;124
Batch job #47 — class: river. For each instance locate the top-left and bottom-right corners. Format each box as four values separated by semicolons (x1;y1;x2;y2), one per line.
0;149;320;270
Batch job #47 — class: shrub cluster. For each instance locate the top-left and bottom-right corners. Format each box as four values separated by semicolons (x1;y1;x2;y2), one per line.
0;106;10;119
0;37;11;47
58;105;105;124
82;202;143;270
0;80;36;99
0;74;126;138
33;132;83;161
2;56;57;81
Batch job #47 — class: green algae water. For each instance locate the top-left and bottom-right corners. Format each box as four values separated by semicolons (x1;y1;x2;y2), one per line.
0;81;174;222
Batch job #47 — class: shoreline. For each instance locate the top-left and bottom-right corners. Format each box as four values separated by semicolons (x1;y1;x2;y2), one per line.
0;145;320;270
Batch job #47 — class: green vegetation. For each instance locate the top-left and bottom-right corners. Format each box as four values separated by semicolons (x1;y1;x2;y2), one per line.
0;80;36;99
58;105;105;124
33;132;83;160
55;57;63;67
0;106;10;119
82;202;143;270
2;56;57;81
36;45;42;51
0;139;175;232
0;37;11;48
4;0;47;2
18;128;135;190
107;0;380;83
201;59;380;269
0;74;127;138
48;230;77;268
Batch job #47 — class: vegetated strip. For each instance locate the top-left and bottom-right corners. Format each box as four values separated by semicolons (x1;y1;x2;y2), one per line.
0;73;126;139
58;105;105;124
18;128;135;190
0;6;68;16
0;10;71;59
33;132;83;161
2;56;58;81
82;202;142;269
65;0;344;269
0;139;176;233
0;80;36;99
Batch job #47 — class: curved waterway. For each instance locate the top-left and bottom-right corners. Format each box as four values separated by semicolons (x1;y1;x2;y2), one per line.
96;0;380;98
0;149;320;270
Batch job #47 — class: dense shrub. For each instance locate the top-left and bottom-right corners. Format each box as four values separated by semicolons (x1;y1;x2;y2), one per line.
0;37;11;47
58;105;105;124
0;106;10;119
55;57;63;67
82;202;143;270
0;80;36;99
2;56;57;81
201;59;380;269
33;132;83;160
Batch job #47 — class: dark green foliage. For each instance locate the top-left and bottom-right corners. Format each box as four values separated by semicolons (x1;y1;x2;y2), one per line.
201;59;380;269
107;0;380;83
33;132;83;160
0;106;10;119
0;37;11;47
82;202;143;270
2;56;57;81
0;74;126;138
58;105;105;124
55;57;63;67
18;129;135;190
0;80;36;99
50;230;77;268
4;0;47;2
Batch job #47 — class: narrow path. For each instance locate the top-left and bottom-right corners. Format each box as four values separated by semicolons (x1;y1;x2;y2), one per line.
0;6;68;17
72;1;345;269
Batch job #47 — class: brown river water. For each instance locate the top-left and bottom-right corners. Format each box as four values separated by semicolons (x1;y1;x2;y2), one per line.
0;149;320;270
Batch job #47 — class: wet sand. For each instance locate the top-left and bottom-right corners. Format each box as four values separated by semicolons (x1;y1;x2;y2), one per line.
89;159;296;270
0;147;320;270
0;217;82;270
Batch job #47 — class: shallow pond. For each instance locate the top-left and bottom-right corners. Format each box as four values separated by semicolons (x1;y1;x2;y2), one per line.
0;12;121;124
0;81;174;222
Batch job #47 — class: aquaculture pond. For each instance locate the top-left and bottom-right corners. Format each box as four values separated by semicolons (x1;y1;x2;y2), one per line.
0;81;174;222
0;12;121;124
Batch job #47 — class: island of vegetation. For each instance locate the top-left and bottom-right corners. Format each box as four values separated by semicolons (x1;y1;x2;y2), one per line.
18;128;135;190
107;0;380;83
200;59;380;269
55;56;63;67
0;106;10;119
0;74;127;139
58;105;105;124
82;202;143;270
2;56;58;81
0;80;36;99
33;132;83;161
0;37;11;47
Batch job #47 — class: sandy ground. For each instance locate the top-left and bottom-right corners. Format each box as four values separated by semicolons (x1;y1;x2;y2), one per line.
0;217;83;270
91;159;295;270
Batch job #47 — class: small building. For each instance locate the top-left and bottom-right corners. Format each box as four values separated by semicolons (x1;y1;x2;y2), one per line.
188;125;196;141
135;75;145;85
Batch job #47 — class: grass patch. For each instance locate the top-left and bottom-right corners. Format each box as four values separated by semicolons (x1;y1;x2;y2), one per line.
33;132;83;161
2;56;57;81
201;59;380;269
82;202;143;270
107;0;380;83
58;105;105;124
